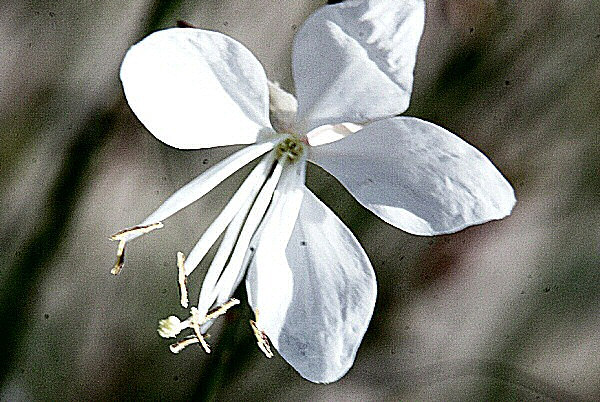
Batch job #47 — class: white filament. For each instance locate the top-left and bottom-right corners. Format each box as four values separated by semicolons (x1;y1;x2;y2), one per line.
197;160;284;317
183;153;275;276
207;161;285;310
138;139;278;230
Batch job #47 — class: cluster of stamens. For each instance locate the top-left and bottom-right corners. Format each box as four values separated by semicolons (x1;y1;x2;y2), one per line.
109;134;307;359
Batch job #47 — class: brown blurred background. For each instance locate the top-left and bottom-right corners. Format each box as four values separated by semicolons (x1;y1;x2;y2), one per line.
1;0;598;400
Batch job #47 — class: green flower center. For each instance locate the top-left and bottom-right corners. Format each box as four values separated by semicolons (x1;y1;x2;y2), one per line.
276;136;304;162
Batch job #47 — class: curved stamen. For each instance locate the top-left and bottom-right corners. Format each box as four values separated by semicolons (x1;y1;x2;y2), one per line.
228;154;306;302
108;140;278;274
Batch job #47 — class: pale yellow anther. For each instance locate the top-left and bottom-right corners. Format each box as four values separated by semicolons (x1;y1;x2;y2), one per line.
169;336;199;354
109;222;163;275
177;252;189;308
169;334;212;354
197;333;211;354
159;301;239;355
111;240;126;275
204;298;240;322
110;222;164;241
250;314;273;359
184;307;209;353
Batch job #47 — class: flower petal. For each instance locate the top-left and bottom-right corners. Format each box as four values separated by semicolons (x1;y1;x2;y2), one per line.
246;187;377;383
305;122;362;147
292;0;425;132
268;81;298;134
309;117;516;235
120;28;272;149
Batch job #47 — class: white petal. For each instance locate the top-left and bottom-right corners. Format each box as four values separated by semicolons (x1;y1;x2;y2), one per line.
120;28;273;149
139;140;276;229
305;122;363;147
246;187;377;383
310;116;517;235
293;0;425;132
268;81;298;134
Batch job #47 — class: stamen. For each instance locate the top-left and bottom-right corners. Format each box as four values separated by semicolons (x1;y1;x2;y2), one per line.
189;308;211;354
110;222;163;241
111;240;126;275
205;298;240;322
250;318;273;358
109;222;163;275
177;252;189;308
207;162;284;310
140;140;278;227
169;336;199;353
183;153;273;277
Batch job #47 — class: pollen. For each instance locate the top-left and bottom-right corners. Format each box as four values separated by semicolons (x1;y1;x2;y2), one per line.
276;136;304;162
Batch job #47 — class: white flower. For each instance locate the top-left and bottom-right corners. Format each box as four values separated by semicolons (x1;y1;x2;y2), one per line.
111;0;516;383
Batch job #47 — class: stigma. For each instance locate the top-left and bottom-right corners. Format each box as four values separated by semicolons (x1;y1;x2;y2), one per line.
158;298;240;354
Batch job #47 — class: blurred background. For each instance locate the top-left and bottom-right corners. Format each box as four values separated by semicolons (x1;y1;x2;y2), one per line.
1;0;598;400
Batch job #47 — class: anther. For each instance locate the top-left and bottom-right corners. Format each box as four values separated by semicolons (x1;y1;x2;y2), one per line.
177;252;189;308
169;336;199;353
110;222;164;241
111;240;126;275
169;334;212;354
109;222;163;275
189;309;211;354
250;318;273;358
205;298;240;322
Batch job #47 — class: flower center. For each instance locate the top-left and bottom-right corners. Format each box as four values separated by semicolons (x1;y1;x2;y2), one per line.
275;135;304;162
